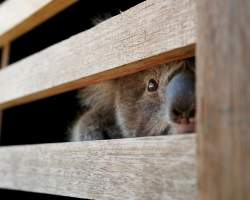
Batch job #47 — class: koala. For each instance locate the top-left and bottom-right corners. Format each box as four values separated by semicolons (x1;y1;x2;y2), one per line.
70;58;195;141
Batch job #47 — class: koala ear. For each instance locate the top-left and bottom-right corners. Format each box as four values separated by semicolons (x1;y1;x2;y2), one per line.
91;13;113;26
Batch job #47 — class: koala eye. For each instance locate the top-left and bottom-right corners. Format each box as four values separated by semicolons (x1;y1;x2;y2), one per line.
147;79;158;92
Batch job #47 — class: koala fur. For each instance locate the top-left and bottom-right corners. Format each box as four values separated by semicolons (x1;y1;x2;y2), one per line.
70;59;195;141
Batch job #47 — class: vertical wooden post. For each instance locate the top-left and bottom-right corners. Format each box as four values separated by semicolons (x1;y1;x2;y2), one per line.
197;0;250;200
1;43;10;67
0;43;10;142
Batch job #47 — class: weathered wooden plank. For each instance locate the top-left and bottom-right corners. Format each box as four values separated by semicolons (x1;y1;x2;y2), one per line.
0;0;196;109
197;0;250;199
0;135;197;200
0;0;77;46
0;42;10;142
0;42;10;67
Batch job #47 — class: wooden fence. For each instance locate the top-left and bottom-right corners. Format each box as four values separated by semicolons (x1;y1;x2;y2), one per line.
0;0;249;199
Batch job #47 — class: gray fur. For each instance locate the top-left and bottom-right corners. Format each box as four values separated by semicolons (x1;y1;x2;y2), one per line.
70;59;195;141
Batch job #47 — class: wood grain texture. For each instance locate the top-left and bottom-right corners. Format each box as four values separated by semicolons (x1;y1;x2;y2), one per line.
0;135;197;200
0;42;10;142
197;0;250;200
0;0;77;46
0;0;196;109
1;42;10;67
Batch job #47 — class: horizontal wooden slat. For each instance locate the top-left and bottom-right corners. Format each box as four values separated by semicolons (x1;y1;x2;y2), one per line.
0;0;196;109
0;0;77;46
0;135;196;200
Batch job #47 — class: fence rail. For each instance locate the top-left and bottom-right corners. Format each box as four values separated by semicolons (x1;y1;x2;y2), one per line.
0;135;196;200
0;0;77;47
0;0;196;109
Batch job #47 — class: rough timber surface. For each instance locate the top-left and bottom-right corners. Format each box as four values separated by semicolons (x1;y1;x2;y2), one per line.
0;0;77;46
197;0;250;199
0;135;197;200
0;0;196;109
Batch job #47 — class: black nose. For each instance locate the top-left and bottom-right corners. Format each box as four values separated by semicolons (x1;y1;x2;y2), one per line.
166;71;195;123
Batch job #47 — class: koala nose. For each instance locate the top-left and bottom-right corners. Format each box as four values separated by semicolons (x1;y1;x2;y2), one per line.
166;71;195;124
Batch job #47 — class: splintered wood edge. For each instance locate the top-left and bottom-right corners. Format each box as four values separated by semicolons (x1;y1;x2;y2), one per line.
0;0;77;46
0;0;196;109
0;134;197;200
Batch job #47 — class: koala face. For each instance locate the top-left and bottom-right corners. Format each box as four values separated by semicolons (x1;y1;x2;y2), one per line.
115;59;195;137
